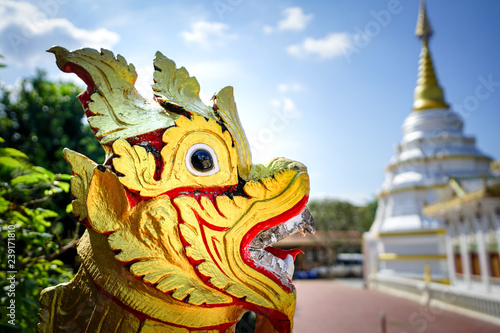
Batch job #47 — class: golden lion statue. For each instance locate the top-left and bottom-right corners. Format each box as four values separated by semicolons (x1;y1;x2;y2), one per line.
37;47;314;333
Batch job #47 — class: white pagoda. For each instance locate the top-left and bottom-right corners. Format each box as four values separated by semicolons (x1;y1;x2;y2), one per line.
364;1;493;283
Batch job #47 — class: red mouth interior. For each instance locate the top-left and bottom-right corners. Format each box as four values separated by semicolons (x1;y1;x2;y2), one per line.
265;247;303;261
241;196;308;291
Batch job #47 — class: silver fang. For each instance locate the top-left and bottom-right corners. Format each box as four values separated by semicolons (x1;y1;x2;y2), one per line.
248;207;315;286
249;207;315;250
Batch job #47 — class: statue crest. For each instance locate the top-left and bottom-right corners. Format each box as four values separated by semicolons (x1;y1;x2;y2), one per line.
37;47;314;333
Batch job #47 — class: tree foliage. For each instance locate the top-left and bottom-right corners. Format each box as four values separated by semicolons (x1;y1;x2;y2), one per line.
0;70;103;174
308;198;377;233
0;70;102;331
0;137;75;332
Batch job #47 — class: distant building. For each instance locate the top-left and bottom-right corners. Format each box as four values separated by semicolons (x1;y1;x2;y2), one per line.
364;0;500;321
424;176;500;290
276;230;361;271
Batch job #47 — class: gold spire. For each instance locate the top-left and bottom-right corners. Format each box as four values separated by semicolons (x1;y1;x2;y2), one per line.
413;0;449;111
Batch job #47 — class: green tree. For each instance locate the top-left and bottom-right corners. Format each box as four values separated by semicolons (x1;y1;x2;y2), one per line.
308;198;377;232
0;68;97;331
306;199;378;255
357;199;378;232
0;70;103;174
0;137;75;332
308;199;357;231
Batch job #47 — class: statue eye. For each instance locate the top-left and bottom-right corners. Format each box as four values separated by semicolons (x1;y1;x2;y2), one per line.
185;143;220;176
191;149;213;171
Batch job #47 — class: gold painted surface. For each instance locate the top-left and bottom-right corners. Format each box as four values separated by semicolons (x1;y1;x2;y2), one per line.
80;230;241;326
423;264;432;284
449;178;467;198
47;47;252;177
415;0;432;38
152;51;213;120
48;47;179;145
212;86;253;179
423;187;491;217
38;265;142;333
113;115;238;197
434;279;450;285
413;0;449;111
492;160;500;172
377;183;448;198
378;253;447;261
39;47;312;333
376;229;446;238
62;148;96;221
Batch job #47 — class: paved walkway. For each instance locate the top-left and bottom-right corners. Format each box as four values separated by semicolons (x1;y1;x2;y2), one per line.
292;280;500;333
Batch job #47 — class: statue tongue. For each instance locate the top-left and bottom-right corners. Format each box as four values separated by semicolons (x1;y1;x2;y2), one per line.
265;247;303;261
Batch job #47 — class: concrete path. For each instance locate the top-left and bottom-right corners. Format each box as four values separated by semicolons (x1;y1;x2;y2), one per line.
292;279;500;333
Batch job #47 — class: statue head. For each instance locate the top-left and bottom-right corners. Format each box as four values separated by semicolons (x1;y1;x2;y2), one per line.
40;47;314;332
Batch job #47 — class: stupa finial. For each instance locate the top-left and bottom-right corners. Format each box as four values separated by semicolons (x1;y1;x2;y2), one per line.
413;0;449;111
415;0;433;41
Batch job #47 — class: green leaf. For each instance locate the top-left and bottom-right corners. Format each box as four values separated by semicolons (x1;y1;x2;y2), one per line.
10;211;30;224
0;147;29;159
0;156;22;171
50;259;64;266
54;181;70;192
0;196;10;214
58;174;72;181
32;208;59;228
11;173;49;186
32;166;55;179
65;203;73;213
35;208;59;219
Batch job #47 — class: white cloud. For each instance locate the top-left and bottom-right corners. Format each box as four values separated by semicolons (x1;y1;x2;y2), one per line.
0;1;120;67
264;7;313;33
277;82;303;93
263;25;274;34
181;21;237;47
245;96;303;163
185;60;240;85
287;32;353;59
278;7;313;31
270;97;302;118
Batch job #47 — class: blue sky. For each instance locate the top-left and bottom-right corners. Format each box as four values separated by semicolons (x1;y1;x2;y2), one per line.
1;0;499;204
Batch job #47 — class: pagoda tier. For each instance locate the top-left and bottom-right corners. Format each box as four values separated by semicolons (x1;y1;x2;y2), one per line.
364;0;493;282
375;108;491;231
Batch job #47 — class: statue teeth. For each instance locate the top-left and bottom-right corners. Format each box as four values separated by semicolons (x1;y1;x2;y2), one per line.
260;251;274;266
249;207;315;249
247;207;314;286
270;233;277;244
285;254;295;279
251;252;296;281
259;250;265;260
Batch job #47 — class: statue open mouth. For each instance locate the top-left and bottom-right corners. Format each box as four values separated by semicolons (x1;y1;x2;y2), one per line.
243;206;315;290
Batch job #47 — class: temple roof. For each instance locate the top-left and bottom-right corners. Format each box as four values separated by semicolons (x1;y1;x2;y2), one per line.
423;179;500;217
